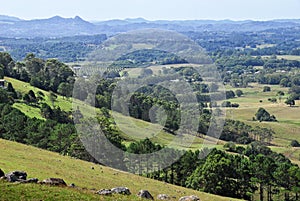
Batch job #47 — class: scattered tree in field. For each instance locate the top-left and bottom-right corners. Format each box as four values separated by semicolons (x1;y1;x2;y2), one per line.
291;140;300;147
221;101;239;108
255;107;277;122
235;89;243;97
268;98;277;103
277;91;285;96
225;90;235;99
285;97;296;107
263;86;271;92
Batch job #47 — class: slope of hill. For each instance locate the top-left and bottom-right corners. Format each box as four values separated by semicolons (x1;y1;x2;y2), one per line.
6;76;224;150
0;15;23;23
0;139;241;201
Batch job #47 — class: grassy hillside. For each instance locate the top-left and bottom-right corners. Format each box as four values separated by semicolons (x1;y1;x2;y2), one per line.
7;76;300;149
0;139;241;201
5;77;73;120
6;76;225;151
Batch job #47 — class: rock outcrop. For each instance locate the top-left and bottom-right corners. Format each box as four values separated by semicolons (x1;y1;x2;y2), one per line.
5;171;27;182
157;194;171;200
111;187;131;195
38;178;67;186
96;189;112;195
179;195;200;201
137;190;154;200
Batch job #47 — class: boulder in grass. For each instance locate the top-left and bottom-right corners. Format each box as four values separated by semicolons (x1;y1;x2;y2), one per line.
157;194;171;200
0;169;4;177
179;195;200;201
69;183;76;188
20;178;39;184
137;190;154;200
39;178;67;186
111;187;131;195
5;171;27;182
96;189;112;196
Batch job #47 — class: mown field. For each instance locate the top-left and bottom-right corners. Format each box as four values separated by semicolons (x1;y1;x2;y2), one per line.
226;83;300;147
225;82;300;167
0;139;241;201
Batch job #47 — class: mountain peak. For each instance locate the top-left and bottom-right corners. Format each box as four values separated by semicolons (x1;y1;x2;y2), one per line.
49;15;64;20
74;16;84;21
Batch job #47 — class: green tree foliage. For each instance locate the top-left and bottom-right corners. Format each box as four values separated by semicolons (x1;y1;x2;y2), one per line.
235;89;243;97
263;86;271;92
6;82;17;99
0;88;12;104
255;107;277;122
250;154;277;201
186;149;255;200
285;97;296;107
291;140;300;147
0;65;4;79
225;90;235;99
0;52;14;76
57;82;72;98
127;138;162;154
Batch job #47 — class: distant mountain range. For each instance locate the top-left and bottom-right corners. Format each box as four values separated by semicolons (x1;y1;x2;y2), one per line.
1;15;300;38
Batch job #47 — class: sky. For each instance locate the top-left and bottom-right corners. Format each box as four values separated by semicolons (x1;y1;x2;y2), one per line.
0;0;300;21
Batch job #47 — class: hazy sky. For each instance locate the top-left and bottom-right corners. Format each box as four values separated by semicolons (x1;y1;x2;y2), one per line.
1;0;300;21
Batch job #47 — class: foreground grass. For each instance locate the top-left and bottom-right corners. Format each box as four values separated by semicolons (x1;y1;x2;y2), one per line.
0;139;241;201
0;180;105;201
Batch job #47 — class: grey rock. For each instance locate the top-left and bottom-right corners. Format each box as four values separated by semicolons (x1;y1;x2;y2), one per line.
179;195;200;201
111;187;131;195
137;190;154;200
20;178;39;183
39;178;67;186
96;189;112;195
0;169;4;177
5;171;27;182
69;183;76;188
157;194;171;200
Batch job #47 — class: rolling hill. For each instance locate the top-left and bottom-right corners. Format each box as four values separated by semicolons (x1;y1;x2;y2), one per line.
0;139;241;201
1;15;300;38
